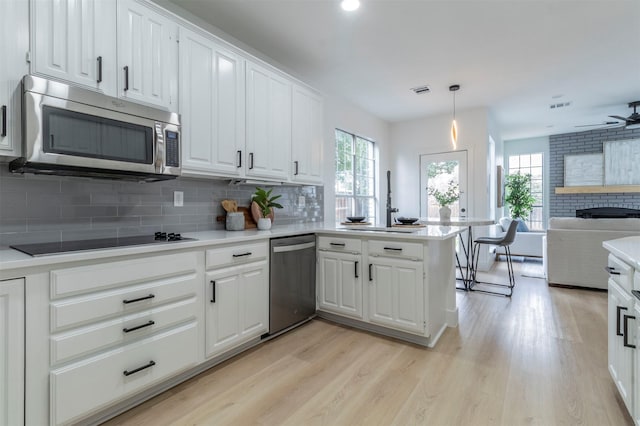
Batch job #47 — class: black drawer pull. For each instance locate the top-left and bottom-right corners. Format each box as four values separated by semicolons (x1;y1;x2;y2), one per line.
97;56;103;83
605;266;621;275
294;160;299;175
123;360;155;377
624;315;636;348
124;65;129;91
355;261;359;278
232;252;252;257
211;280;216;303
617;305;628;336
369;263;373;282
249;152;254;169
123;320;155;333
123;294;155;304
1;105;6;137
383;247;403;251
237;150;242;168
330;242;345;247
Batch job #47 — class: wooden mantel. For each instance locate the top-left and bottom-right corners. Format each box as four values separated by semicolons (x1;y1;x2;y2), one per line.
555;185;640;194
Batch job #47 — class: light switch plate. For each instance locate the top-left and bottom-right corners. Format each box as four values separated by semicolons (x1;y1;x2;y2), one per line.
174;191;184;207
298;195;306;207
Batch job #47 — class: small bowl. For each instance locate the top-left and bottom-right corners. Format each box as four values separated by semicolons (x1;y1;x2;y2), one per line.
397;217;419;225
346;216;366;223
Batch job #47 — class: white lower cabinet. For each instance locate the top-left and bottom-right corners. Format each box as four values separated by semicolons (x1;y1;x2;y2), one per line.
205;259;269;358
368;256;424;334
317;250;363;319
608;278;635;413
0;278;25;426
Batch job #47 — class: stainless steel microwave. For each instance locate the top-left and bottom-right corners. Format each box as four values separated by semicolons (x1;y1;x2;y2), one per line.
10;75;181;182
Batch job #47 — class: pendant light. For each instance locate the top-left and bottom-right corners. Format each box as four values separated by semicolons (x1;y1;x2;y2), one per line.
449;84;460;150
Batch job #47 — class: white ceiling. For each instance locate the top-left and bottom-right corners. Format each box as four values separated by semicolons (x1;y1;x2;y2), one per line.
169;0;640;140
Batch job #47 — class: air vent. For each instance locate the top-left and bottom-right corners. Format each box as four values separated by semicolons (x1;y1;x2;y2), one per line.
411;85;431;95
549;102;572;109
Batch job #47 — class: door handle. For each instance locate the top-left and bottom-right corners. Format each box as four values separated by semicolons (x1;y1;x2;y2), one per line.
232;252;252;257
249;153;254;169
624;315;636;348
368;263;373;282
1;105;6;137
97;56;103;83
210;280;216;303
355;261;359;278
617;305;628;336
124;65;129;91
123;294;155;304
123;360;156;377
237;150;242;168
123;320;155;333
605;266;621;275
294;160;299;175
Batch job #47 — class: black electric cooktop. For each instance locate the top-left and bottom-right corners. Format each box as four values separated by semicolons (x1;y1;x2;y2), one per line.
11;232;196;257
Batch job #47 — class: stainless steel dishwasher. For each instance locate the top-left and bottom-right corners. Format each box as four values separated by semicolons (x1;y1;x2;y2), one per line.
268;234;316;336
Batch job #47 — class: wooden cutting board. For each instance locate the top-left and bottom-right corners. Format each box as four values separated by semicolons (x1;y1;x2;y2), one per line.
238;206;256;229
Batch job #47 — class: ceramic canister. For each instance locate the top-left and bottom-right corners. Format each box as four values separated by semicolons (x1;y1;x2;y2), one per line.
226;212;245;231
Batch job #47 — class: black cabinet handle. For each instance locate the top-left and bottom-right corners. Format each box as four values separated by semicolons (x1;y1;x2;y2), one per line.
211;280;216;303
232;252;252;257
368;263;373;282
1;105;6;137
624;315;636;348
294;160;299;175
605;266;621;275
249;152;254;169
124;65;129;91
329;242;345;247
355;261;359;278
97;56;103;83
237;150;242;168
617;305;628;336
383;247;403;251
123;360;155;376
123;294;155;304
123;320;155;333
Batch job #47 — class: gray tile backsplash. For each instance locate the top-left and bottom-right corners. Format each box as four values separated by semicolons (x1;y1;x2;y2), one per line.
0;165;323;246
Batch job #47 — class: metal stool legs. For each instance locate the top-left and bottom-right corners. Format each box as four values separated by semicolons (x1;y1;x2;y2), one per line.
470;242;516;297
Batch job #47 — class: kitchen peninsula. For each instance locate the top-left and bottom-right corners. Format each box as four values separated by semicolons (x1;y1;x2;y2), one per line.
0;223;462;425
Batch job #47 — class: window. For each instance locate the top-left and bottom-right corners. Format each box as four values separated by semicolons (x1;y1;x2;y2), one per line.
335;129;376;224
508;152;544;230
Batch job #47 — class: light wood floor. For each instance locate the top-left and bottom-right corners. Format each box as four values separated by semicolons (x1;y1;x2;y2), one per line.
104;260;633;425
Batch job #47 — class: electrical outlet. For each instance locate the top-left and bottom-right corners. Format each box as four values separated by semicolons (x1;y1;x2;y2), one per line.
174;191;184;207
298;195;306;207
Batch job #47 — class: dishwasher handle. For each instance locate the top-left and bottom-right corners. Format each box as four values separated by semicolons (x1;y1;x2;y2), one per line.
272;241;316;253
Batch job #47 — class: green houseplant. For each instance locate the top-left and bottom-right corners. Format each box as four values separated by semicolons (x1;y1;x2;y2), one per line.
504;172;536;220
428;180;459;221
252;187;283;230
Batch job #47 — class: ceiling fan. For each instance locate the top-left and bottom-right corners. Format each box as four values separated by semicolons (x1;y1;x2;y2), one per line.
576;101;640;130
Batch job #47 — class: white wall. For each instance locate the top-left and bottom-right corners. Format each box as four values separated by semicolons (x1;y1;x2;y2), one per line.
389;107;492;218
322;94;391;226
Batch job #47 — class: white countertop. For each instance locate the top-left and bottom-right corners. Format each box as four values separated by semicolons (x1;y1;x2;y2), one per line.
603;236;640;269
0;223;463;273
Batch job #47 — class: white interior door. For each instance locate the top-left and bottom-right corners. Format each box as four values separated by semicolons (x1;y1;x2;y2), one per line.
420;151;468;218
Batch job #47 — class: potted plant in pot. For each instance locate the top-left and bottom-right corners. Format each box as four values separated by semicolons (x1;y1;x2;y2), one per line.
251;187;283;230
504;172;536;228
428;180;459;221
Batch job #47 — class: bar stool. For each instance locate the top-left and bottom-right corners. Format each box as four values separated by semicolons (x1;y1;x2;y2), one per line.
471;219;519;297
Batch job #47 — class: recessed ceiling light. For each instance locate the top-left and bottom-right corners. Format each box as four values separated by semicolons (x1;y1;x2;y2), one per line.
341;0;360;12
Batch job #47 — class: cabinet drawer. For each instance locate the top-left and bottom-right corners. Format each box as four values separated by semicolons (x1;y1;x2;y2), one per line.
50;272;198;332
318;236;361;253
205;242;269;270
50;322;198;426
368;239;423;260
50;252;198;298
50;297;198;365
608;254;633;293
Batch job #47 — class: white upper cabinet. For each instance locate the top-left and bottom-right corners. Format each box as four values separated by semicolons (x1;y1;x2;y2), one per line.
179;26;245;177
32;0;117;95
117;0;178;109
292;84;324;184
0;0;28;155
246;61;291;180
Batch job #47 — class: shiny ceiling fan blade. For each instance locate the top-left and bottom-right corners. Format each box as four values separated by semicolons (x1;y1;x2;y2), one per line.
575;121;620;128
608;115;627;121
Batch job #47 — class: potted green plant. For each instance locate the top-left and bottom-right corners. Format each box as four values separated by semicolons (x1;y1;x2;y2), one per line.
504;172;536;223
428;180;459;221
251;187;283;230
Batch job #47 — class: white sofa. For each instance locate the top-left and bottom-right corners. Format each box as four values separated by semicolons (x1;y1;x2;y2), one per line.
495;218;545;258
546;217;640;289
